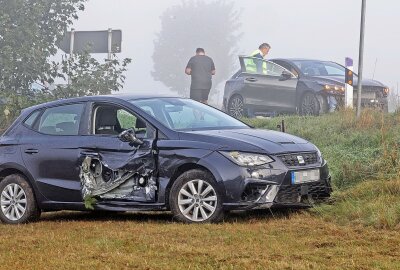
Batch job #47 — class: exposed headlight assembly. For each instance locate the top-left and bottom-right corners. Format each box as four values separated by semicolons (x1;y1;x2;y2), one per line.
323;84;345;93
221;151;274;167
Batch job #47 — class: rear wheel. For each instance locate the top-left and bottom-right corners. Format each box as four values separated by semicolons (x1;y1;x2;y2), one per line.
169;169;224;223
228;95;245;119
0;174;41;224
300;92;320;116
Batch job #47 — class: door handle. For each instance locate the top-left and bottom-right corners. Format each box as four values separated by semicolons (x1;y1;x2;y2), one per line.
245;77;257;82
80;151;99;156
24;149;39;154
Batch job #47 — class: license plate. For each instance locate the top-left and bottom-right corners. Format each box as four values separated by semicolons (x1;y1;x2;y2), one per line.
291;169;320;184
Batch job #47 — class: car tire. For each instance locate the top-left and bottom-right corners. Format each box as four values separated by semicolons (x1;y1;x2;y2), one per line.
0;174;41;224
169;169;224;223
300;92;321;116
228;95;245;119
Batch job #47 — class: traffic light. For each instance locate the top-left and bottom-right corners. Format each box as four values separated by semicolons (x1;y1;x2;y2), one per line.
345;68;353;86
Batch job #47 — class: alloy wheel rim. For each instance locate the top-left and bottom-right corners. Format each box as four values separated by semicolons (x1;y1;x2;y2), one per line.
178;179;217;222
1;184;27;221
302;95;316;115
229;97;244;118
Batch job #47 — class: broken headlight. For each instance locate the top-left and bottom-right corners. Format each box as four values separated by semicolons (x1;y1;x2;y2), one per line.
220;151;273;167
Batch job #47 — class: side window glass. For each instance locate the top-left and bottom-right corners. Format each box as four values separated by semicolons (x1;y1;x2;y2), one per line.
117;109;137;130
23;110;41;128
265;62;286;76
241;57;289;76
94;105;154;139
37;104;84;135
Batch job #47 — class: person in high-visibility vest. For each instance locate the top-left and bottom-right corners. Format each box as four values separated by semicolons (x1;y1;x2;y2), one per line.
246;43;271;74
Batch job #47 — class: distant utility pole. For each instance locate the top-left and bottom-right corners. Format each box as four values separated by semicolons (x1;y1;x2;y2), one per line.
356;0;367;118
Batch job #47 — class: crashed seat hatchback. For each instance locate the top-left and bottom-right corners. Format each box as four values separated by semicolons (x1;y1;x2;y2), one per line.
0;95;332;224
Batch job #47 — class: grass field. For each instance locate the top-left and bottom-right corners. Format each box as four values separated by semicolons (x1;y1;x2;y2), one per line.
1;110;400;269
1;210;399;270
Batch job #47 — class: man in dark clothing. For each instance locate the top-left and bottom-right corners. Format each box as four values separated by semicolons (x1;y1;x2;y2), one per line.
185;48;216;104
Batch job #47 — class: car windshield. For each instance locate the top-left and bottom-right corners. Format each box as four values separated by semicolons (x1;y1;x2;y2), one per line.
130;98;249;131
292;60;347;77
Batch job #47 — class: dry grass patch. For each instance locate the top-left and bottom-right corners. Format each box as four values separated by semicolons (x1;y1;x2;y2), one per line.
1;210;399;270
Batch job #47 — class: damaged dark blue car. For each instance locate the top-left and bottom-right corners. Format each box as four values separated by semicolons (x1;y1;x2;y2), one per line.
0;95;332;224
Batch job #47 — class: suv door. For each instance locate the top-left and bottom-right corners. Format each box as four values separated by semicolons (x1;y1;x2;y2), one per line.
20;102;87;203
78;102;158;203
239;56;298;113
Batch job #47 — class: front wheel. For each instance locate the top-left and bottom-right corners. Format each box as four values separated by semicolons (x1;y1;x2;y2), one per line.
0;174;41;224
300;92;320;116
169;169;224;223
228;95;245;119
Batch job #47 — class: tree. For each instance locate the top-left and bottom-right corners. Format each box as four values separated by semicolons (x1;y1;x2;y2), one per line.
152;0;242;99
0;0;132;119
0;0;86;115
50;51;132;99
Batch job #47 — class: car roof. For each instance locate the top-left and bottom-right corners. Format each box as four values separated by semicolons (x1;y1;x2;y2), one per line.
23;93;180;111
271;58;336;63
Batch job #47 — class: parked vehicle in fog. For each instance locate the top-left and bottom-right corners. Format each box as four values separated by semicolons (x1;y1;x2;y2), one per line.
223;57;389;118
0;95;331;224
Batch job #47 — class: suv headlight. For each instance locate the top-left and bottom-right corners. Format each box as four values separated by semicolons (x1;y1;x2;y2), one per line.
220;151;274;167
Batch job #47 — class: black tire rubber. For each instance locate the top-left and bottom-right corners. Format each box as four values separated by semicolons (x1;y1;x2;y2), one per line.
0;174;41;224
228;95;245;119
169;169;224;223
300;92;321;116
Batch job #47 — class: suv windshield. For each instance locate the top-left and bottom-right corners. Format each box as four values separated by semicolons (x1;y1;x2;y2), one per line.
292;60;347;77
131;98;249;131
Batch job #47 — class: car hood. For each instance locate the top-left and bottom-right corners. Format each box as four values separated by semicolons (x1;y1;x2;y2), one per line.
180;128;317;154
311;75;387;88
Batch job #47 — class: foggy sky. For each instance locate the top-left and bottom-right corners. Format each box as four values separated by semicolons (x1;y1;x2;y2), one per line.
71;0;400;99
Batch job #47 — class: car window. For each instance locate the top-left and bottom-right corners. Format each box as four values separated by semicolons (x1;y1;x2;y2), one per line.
132;98;249;131
23;110;41;128
94;105;154;139
37;103;84;135
272;60;299;77
240;57;291;77
292;60;346;77
166;104;220;129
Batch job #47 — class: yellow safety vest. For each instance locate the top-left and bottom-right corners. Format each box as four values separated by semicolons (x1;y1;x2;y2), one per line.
245;50;267;74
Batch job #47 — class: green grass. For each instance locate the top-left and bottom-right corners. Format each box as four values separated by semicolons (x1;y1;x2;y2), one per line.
244;109;400;229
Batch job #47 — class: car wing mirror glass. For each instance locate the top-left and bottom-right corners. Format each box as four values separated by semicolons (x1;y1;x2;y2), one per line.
280;70;293;81
118;128;143;146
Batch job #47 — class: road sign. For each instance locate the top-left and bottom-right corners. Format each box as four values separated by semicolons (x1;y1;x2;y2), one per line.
59;29;122;54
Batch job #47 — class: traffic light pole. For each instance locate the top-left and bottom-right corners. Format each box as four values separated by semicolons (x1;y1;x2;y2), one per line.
356;0;366;118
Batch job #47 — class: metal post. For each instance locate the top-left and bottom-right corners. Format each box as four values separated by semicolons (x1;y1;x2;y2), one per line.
356;0;366;118
69;28;75;59
68;28;75;85
107;28;113;60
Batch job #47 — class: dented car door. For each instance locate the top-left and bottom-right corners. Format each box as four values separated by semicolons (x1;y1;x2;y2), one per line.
78;103;158;204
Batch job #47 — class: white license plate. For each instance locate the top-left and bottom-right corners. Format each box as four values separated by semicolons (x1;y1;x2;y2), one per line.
291;169;320;184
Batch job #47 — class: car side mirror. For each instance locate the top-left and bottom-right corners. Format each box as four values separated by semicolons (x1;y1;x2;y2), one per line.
279;71;292;81
118;128;143;146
